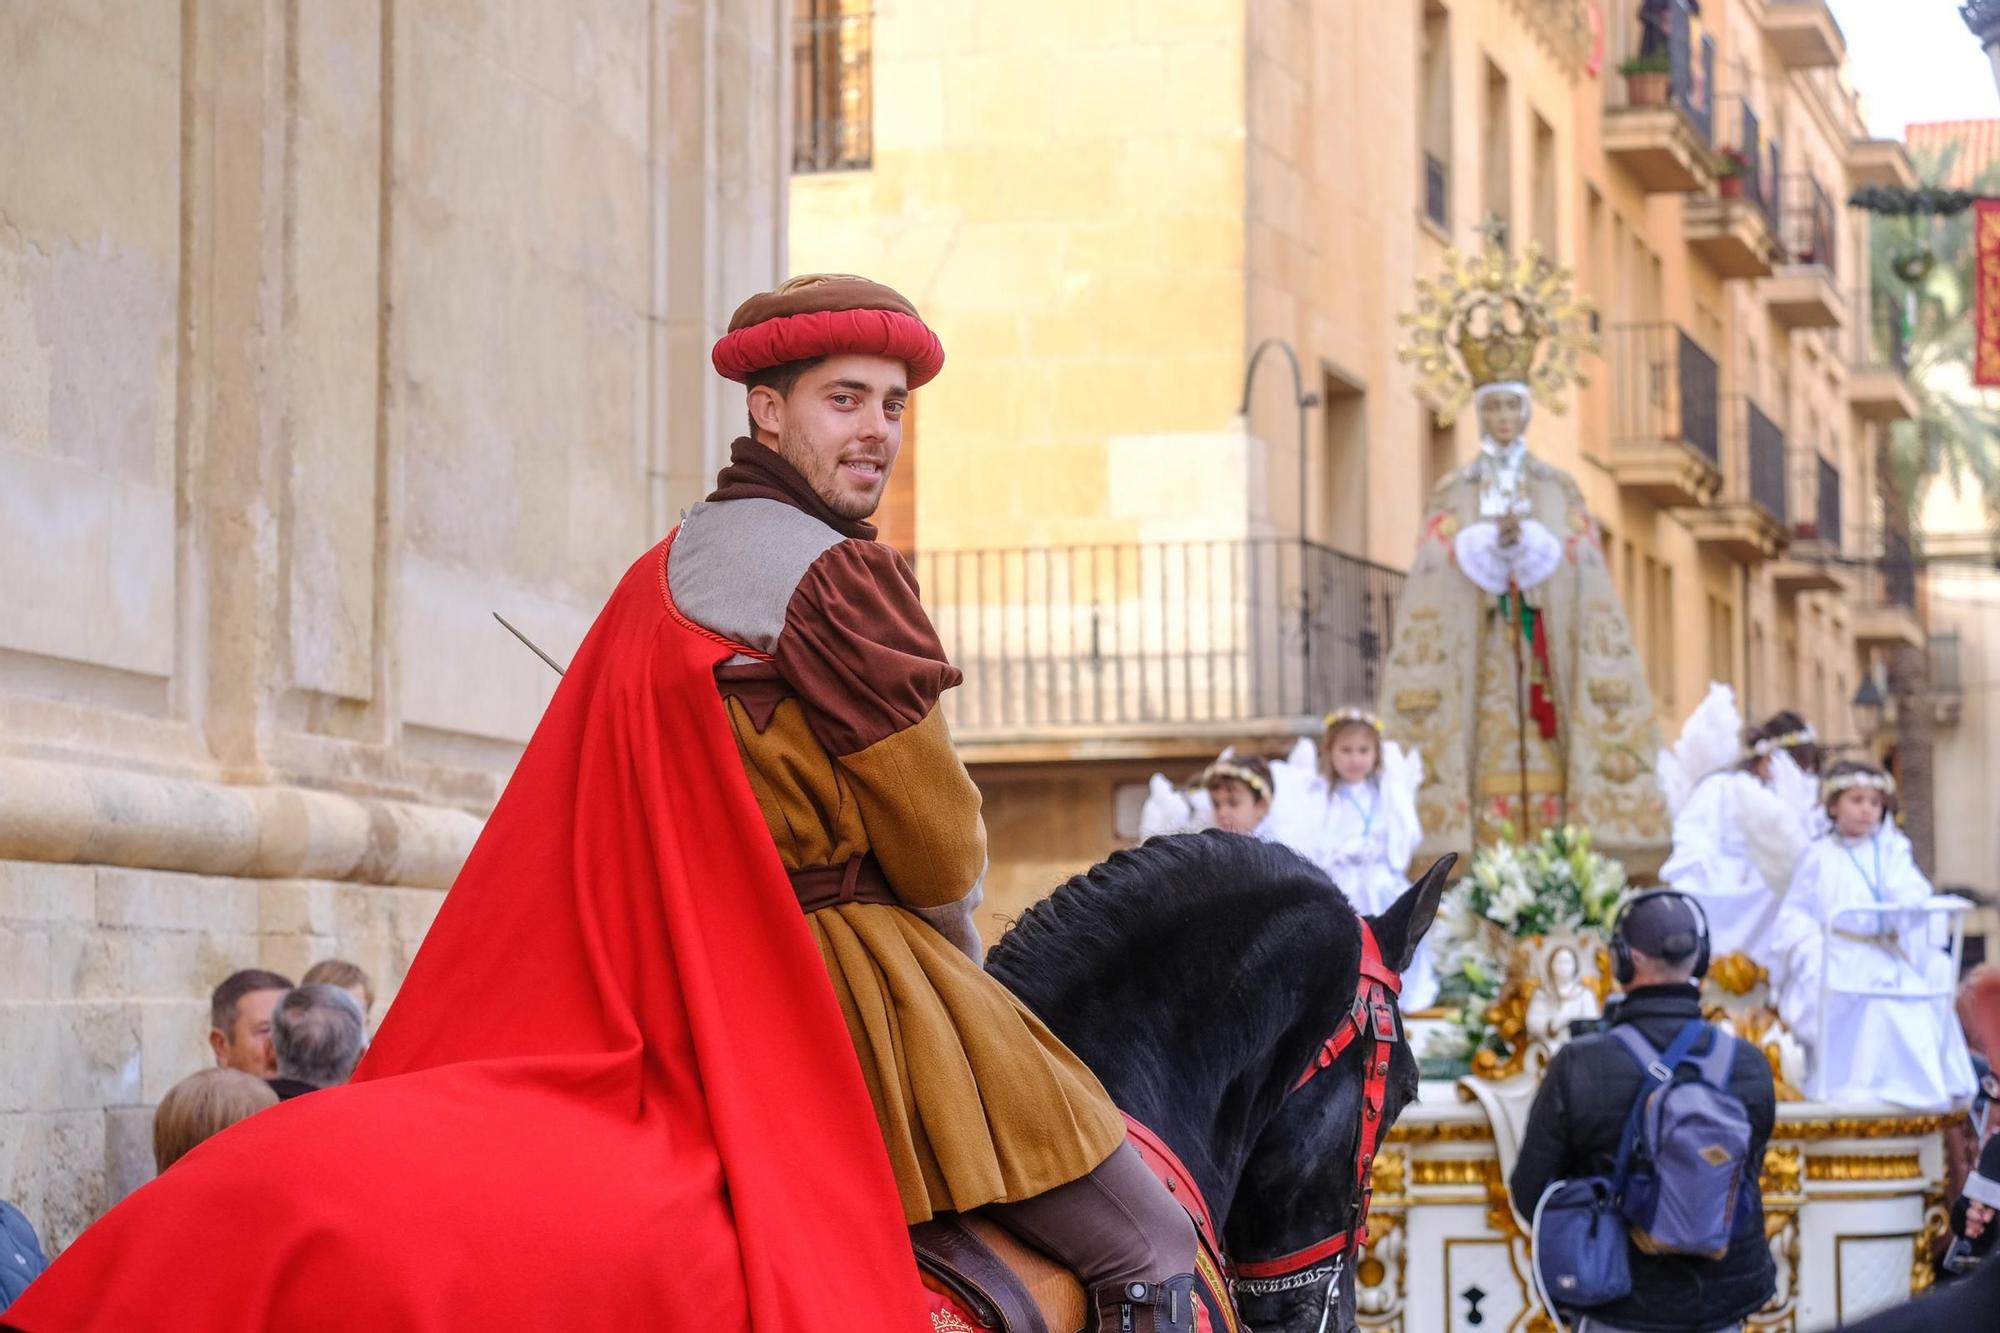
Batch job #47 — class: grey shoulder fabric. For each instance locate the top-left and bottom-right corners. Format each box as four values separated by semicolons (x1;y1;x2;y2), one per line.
669;497;844;655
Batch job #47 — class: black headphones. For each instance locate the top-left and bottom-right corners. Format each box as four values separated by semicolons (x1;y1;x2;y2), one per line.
1610;889;1712;985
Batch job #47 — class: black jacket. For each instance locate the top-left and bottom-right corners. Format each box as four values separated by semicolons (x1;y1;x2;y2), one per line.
1509;984;1778;1332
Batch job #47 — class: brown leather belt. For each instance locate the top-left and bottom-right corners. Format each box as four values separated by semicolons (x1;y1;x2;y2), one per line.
789;855;900;913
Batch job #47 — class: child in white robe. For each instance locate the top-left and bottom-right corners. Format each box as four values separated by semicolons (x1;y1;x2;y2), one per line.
1660;708;1819;966
1768;761;1975;1108
1315;708;1436;1009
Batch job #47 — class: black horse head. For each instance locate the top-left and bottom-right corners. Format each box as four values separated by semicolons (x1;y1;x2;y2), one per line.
987;832;1452;1333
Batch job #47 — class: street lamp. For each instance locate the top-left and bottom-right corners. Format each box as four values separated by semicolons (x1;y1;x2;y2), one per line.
1238;338;1321;545
1850;673;1887;747
1239;338;1321;712
1964;2;2000;98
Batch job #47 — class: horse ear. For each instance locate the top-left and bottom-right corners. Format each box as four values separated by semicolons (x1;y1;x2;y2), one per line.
1370;853;1457;973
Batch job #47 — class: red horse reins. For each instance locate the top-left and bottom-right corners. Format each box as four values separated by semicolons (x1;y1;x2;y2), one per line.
1124;918;1404;1306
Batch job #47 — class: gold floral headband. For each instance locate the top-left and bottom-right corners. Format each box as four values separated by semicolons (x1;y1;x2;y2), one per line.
1822;770;1895;799
1752;725;1817;758
1199;761;1272;802
1323;707;1385;734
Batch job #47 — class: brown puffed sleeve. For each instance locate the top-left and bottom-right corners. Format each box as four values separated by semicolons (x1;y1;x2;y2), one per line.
775;541;988;958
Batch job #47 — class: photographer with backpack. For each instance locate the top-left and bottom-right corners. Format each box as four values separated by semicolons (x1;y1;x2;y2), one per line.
1511;891;1778;1332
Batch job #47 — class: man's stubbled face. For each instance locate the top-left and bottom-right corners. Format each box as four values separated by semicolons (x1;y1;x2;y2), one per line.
752;354;908;522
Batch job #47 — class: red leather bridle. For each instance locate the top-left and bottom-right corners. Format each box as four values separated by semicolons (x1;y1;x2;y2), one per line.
1122;917;1405;1321
1227;917;1404;1298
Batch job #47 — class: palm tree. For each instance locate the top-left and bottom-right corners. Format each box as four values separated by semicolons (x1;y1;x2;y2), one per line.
1869;146;2000;520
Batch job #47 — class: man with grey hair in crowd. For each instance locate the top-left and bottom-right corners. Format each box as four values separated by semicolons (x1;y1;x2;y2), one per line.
265;984;367;1102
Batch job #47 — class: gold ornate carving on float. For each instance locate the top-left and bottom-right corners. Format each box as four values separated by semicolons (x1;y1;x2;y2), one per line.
1912;1189;1950;1295
1367;1148;1408;1203
1805;1153;1923;1183
1778;1112;1965;1141
1760;1145;1804;1198
1409;1158;1493;1189
1709;950;1768;996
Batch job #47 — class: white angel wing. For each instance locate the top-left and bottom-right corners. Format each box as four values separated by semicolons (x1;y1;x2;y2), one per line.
1766;749;1819;829
1137;773;1198;840
1657;682;1744;818
1263;745;1329;861
1379;740;1426;868
1736;778;1808;896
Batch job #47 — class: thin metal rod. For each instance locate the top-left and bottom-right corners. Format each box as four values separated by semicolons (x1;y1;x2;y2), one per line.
493;612;567;677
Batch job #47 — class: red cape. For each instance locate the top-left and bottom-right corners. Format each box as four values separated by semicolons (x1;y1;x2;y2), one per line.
4;539;928;1332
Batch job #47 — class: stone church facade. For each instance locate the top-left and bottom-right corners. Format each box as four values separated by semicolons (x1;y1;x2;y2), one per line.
1;0;788;1249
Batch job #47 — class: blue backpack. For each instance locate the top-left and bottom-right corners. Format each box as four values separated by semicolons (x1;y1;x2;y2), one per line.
1532;1019;1755;1311
1609;1019;1755;1260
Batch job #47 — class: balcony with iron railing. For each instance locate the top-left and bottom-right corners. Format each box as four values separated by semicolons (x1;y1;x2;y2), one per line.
1774;450;1848;594
1847;285;1918;421
912;539;1405;752
1768;175;1846;329
1688;95;1780;279
1760;0;1846;69
1605;322;1722;507
1603;0;1715;193
1855;524;1925;651
1686;395;1788;561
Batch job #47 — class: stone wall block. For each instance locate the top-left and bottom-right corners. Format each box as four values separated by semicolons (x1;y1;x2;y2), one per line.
256;932;344;984
258;879;340;936
0;861;95;923
0;925;52;1000
0;1002;142;1114
124;927;262;1000
0;1110;109;1254
95;867;260;935
138;1000;214;1106
102;1105;157;1210
42;920;128;1001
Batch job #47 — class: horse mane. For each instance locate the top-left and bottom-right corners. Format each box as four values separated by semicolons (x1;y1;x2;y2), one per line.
990;831;1346;979
987;832;1361;1166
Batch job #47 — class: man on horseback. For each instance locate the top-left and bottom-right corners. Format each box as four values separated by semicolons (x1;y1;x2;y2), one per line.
686;273;1198;1331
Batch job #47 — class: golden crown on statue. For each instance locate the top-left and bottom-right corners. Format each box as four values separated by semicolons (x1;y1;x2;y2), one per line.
1397;225;1597;425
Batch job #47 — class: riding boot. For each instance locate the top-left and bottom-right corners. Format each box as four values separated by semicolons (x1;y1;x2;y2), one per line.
1090;1273;1198;1333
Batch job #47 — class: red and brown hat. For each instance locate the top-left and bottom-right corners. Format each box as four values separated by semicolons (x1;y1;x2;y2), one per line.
711;273;945;388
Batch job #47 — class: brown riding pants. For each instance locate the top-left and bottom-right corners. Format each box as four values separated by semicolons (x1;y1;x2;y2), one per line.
980;1141;1198;1291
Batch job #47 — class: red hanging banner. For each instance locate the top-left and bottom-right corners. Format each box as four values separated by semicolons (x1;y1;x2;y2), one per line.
1977;198;2000;386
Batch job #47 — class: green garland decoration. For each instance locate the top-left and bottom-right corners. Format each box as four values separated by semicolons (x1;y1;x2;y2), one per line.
1849;186;1987;217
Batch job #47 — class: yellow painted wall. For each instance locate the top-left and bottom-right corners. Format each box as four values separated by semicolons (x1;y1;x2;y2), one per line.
789;1;1250;551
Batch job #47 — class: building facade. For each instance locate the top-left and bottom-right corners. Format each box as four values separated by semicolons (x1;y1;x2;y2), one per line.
0;0;790;1250
790;0;1921;921
1909;119;2000;903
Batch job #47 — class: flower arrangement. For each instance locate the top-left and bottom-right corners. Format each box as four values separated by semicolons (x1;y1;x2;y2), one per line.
1716;148;1754;180
1616;52;1673;77
1419;825;1630;1074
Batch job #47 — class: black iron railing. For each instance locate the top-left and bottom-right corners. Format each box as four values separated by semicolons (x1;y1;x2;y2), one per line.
792;6;872;174
1781;174;1838;269
1424;152;1449;229
1749;403;1788;523
1816;454;1842;548
1605;0;1715;144
1850;285;1909;372
1719;396;1788;524
1608;323;1720;464
1715;95;1780;232
914;539;1405;736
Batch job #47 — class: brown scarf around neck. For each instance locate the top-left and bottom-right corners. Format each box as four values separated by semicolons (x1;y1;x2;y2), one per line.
707;438;878;542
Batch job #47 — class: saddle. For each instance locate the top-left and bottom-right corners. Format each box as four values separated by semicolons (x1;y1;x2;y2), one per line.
910;1215;1080;1333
